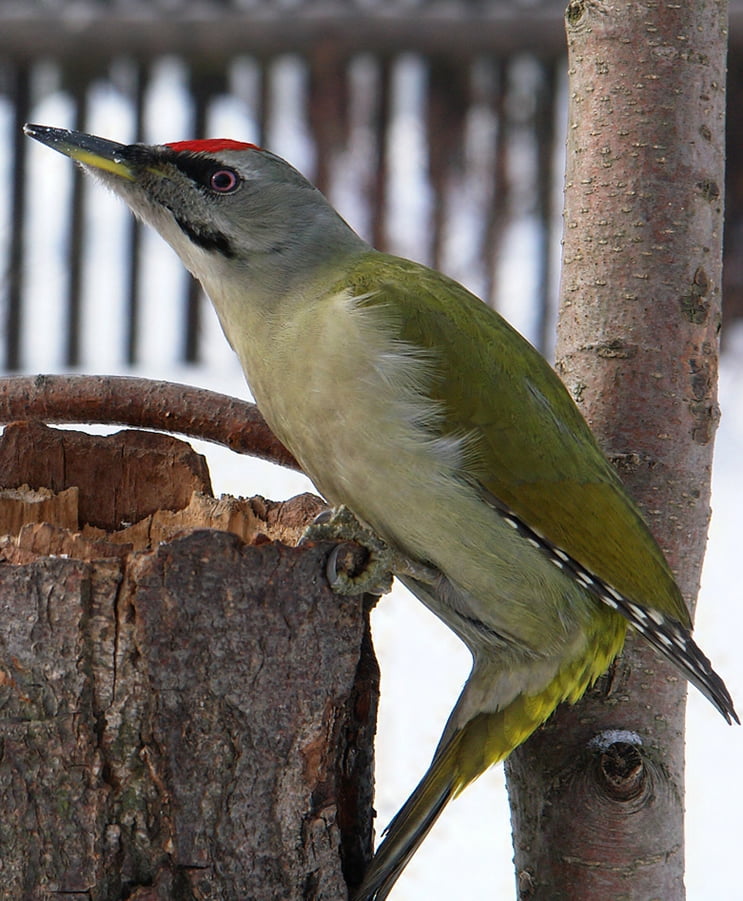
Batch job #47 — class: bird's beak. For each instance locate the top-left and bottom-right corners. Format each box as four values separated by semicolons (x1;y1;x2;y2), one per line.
23;124;137;181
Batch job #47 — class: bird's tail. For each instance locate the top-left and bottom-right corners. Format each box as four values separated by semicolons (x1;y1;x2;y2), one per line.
350;684;574;900
349;728;459;901
351;618;628;901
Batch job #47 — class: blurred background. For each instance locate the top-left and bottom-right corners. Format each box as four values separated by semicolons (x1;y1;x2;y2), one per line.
1;1;742;898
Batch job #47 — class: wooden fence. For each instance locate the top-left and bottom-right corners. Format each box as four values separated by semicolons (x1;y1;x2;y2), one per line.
1;1;741;371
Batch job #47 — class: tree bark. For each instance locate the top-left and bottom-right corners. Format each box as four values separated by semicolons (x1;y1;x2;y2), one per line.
0;423;377;900
505;1;726;899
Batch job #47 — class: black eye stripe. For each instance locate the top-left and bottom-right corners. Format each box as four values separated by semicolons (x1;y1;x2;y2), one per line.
165;151;241;193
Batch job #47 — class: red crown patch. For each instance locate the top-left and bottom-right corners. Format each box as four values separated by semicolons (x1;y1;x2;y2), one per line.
165;139;260;153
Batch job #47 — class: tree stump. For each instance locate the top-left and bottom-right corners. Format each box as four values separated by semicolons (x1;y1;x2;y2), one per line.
0;421;378;900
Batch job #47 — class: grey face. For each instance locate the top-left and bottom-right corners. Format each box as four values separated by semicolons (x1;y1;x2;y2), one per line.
23;124;347;268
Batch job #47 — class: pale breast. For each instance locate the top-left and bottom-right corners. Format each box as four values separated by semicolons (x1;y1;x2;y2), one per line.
240;288;599;655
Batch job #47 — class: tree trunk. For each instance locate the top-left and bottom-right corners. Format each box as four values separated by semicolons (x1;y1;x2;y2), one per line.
505;1;726;899
0;422;377;900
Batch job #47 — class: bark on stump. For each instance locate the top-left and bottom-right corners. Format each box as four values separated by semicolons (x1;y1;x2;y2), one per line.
0;421;378;900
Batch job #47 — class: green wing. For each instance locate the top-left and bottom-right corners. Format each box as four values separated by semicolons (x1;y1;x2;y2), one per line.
344;252;690;626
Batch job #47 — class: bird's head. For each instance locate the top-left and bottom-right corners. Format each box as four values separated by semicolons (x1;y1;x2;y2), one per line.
24;124;366;298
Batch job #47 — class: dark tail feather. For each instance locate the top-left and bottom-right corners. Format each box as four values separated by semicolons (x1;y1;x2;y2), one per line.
350;736;460;901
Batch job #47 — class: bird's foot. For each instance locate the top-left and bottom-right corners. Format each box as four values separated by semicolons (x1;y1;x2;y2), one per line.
301;505;438;597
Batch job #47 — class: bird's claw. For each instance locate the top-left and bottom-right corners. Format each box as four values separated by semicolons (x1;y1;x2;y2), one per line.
325;540;395;596
301;505;395;595
301;505;437;597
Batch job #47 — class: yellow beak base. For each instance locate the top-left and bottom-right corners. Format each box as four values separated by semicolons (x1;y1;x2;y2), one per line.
66;148;136;180
23;124;136;181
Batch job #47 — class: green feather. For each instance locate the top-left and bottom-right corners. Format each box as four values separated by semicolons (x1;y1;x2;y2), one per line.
341;251;690;627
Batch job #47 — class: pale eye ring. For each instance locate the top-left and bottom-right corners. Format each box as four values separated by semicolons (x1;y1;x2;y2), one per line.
209;168;240;193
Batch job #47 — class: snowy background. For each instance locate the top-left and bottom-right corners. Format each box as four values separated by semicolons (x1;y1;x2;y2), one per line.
1;56;741;899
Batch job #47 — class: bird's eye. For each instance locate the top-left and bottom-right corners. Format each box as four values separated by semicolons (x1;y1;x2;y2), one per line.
209;168;240;193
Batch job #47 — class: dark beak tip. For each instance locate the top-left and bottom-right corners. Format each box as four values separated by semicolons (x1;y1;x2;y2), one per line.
23;123;70;146
22;125;135;172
